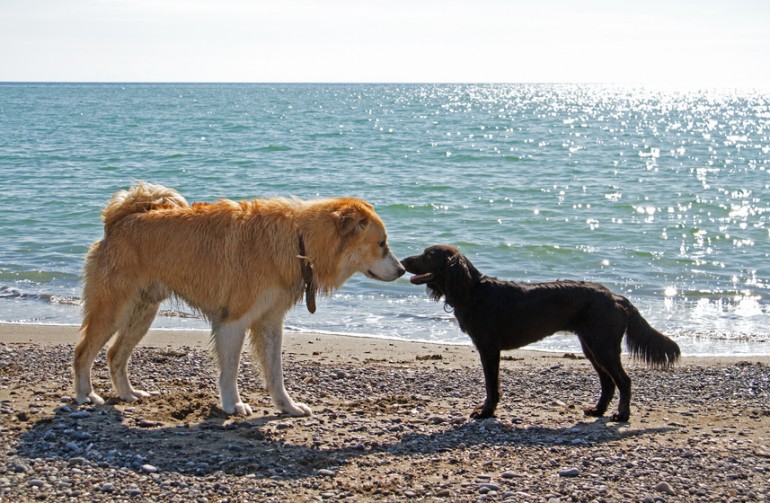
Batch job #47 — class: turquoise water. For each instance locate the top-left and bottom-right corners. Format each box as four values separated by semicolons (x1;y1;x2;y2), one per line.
1;83;769;355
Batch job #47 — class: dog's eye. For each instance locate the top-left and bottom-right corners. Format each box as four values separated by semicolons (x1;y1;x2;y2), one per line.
378;241;386;248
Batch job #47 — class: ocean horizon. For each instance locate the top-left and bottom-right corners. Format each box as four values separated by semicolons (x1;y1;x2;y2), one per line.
1;82;768;355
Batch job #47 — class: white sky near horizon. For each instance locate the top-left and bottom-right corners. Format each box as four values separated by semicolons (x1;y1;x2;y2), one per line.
1;0;769;86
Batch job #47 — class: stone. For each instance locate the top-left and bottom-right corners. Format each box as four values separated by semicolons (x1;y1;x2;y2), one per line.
655;482;676;495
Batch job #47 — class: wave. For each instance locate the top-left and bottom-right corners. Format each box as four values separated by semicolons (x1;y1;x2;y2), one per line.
0;269;80;284
0;286;202;320
254;145;291;152
0;286;80;306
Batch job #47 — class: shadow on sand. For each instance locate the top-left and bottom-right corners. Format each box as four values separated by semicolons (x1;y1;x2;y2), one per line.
16;398;674;480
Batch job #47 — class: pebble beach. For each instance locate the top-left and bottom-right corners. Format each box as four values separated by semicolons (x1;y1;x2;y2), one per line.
1;324;768;502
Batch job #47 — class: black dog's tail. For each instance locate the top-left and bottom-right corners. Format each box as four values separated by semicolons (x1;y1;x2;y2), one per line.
618;296;681;368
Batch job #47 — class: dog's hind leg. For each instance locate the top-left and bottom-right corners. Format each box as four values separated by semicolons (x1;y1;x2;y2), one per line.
212;319;252;415
74;296;122;405
579;339;616;418
250;315;311;417
107;296;160;402
586;338;632;422
601;353;631;422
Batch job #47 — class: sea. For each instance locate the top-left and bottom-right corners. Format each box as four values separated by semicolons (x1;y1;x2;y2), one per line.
1;83;769;356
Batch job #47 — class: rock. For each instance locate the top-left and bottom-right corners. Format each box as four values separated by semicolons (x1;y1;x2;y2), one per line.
558;468;580;477
12;463;31;473
317;469;335;477
655;482;676;495
141;464;158;473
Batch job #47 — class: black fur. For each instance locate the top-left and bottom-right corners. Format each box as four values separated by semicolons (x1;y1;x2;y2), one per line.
402;245;680;422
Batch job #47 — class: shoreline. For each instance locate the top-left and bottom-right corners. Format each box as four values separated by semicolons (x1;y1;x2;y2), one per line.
2;322;770;363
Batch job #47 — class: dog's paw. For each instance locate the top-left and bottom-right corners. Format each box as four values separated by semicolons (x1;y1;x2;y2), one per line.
470;407;494;420
221;401;253;416
118;389;150;403
76;392;105;406
233;402;254;416
281;402;312;417
608;411;629;423
583;406;606;418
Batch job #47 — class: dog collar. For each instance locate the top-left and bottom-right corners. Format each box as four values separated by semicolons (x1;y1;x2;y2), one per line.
297;235;317;314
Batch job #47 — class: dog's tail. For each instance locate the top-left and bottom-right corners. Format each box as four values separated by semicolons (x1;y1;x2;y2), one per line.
619;296;681;368
102;181;188;231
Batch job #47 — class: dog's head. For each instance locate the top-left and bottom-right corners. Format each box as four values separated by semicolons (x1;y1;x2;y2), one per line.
304;198;405;291
401;245;481;306
336;200;405;283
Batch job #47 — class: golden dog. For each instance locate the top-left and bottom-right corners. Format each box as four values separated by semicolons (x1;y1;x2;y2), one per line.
74;182;404;416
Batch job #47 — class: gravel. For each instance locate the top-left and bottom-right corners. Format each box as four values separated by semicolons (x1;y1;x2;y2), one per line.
0;341;768;501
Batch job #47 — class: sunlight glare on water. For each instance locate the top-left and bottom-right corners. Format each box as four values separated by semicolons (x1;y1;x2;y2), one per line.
0;83;768;354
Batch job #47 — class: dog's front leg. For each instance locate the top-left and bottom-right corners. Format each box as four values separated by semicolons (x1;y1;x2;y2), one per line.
471;343;501;419
251;317;311;417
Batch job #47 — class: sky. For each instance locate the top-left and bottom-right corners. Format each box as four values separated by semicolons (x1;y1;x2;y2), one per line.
1;0;769;86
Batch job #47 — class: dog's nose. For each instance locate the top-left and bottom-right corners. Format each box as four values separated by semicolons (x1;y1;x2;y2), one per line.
396;263;406;277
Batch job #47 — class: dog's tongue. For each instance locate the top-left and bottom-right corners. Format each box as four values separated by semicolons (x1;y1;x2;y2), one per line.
409;273;433;285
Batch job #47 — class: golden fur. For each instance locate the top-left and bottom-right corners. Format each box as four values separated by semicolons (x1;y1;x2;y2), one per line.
74;182;404;416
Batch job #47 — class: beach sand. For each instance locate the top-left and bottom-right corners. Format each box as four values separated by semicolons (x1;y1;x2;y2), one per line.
1;323;768;501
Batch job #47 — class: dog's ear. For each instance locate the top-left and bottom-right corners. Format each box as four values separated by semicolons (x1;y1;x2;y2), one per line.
443;253;479;307
333;205;369;237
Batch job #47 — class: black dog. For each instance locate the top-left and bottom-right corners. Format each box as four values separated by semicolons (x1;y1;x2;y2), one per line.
402;245;680;422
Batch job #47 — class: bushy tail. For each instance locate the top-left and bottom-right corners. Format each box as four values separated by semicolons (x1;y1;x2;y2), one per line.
102;181;188;231
619;296;681;368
